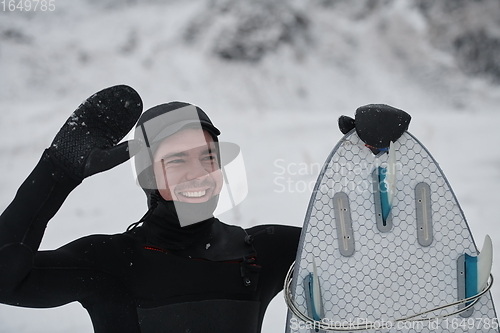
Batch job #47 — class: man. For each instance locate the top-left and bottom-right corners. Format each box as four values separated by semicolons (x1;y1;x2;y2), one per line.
0;85;301;333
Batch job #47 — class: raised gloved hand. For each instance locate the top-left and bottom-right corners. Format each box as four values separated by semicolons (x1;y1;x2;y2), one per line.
49;85;143;180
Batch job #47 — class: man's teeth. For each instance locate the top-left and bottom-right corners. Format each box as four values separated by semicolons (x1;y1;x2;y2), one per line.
181;190;207;198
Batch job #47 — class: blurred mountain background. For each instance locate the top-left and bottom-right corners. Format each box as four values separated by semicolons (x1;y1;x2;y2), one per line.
1;0;499;111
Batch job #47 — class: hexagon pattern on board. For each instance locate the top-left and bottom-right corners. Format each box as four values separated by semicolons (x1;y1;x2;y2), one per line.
287;131;498;333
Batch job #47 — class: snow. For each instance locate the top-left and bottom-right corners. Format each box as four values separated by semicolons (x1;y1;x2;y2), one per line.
1;0;500;332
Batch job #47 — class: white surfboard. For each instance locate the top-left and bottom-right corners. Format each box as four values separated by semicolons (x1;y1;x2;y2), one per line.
285;126;497;333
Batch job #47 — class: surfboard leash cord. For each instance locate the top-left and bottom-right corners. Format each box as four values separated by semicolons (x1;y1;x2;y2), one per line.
283;261;495;332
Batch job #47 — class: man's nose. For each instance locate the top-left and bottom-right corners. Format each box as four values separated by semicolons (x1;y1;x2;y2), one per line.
185;159;210;181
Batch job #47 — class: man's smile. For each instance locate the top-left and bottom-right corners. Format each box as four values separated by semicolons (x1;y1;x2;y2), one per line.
179;189;208;198
174;183;216;203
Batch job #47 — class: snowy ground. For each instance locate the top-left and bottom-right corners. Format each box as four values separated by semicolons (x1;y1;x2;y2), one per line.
1;0;500;332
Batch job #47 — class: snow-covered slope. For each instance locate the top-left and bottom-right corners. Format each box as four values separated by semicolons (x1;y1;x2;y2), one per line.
1;0;500;332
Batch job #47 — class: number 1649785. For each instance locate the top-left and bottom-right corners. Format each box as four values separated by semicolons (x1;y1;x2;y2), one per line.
2;0;55;12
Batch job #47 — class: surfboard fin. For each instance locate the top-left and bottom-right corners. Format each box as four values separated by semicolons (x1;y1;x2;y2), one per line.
378;167;391;223
304;259;323;331
458;234;493;317
465;235;493;299
376;142;396;226
386;141;396;207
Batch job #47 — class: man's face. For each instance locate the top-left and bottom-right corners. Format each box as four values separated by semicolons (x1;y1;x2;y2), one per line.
153;128;223;203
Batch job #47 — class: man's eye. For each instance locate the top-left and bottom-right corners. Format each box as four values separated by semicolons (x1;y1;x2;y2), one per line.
167;159;185;164
203;155;216;162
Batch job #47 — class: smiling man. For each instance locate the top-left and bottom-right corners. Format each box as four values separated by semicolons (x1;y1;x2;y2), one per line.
155;128;222;202
0;85;301;333
132;101;232;228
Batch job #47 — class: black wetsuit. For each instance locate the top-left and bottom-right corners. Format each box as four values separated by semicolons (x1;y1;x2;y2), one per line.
0;150;301;333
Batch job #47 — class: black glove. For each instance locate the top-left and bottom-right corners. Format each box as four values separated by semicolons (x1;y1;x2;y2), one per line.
49;85;143;180
338;104;411;152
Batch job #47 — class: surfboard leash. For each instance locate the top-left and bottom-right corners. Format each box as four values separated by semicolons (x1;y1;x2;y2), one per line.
284;261;495;332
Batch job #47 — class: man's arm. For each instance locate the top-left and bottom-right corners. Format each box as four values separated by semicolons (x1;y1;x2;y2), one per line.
0;150;81;296
0;85;142;305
